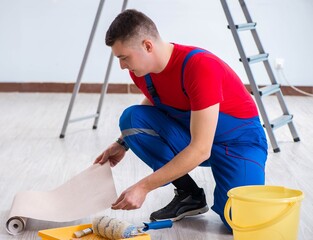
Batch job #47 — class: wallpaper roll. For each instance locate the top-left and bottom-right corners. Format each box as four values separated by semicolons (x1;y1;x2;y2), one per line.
6;162;117;235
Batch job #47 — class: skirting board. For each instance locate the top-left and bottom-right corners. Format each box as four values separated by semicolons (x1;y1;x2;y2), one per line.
0;82;312;96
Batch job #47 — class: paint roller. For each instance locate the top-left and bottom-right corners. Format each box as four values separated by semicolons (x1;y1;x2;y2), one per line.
74;215;172;239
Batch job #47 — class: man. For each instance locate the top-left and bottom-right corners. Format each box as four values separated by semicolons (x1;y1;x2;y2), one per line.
94;9;268;230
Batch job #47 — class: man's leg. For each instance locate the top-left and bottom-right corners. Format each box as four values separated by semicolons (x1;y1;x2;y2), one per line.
119;105;208;221
210;133;267;230
172;174;202;195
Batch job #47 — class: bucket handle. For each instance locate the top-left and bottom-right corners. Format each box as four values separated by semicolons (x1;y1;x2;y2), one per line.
224;198;297;232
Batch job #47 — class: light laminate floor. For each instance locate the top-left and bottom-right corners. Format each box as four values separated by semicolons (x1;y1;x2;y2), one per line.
0;93;312;240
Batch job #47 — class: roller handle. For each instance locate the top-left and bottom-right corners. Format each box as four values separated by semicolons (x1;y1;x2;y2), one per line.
143;220;173;231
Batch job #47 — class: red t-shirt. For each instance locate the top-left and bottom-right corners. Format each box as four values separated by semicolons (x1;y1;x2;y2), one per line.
130;43;258;119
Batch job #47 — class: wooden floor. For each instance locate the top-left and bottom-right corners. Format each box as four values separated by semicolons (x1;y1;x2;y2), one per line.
0;93;312;240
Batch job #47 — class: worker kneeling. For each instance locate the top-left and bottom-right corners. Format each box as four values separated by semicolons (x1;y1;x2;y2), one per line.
94;9;268;232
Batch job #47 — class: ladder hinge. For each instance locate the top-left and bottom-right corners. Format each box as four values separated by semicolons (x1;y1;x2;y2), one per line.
227;22;257;31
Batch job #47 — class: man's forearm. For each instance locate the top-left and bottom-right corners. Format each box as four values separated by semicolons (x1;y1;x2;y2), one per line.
137;143;210;192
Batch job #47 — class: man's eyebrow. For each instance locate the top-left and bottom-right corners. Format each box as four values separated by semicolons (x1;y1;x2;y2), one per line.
116;55;126;58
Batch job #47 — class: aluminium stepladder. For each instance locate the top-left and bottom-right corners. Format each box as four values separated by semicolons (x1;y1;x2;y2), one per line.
220;0;300;152
59;0;128;138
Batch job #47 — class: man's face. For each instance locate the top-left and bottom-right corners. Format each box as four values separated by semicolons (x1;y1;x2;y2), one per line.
111;40;151;77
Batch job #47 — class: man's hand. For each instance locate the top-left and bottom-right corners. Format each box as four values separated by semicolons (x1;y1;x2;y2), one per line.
93;142;126;166
111;182;149;210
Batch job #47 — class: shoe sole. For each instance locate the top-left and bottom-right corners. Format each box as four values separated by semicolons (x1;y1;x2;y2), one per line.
151;205;209;222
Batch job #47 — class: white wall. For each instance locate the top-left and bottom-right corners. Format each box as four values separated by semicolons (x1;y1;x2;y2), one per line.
0;0;312;85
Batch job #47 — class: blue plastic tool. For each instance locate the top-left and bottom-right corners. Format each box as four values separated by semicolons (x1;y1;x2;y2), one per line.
142;220;173;231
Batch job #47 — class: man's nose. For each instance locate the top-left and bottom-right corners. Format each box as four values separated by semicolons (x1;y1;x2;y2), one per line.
119;59;128;70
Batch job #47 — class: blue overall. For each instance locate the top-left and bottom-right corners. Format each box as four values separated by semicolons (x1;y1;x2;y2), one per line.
119;50;268;230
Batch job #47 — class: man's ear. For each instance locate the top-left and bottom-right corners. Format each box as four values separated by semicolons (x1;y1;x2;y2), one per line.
142;40;153;53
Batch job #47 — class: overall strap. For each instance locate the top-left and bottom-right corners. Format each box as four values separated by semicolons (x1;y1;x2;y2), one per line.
144;74;161;106
144;48;209;105
181;49;208;97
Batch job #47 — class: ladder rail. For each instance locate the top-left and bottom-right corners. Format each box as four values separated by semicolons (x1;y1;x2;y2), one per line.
92;0;129;129
275;91;290;115
239;0;280;87
239;0;299;133
239;0;301;121
220;0;280;151
59;0;106;138
239;0;265;54
220;0;300;152
275;91;300;141
92;52;114;129
60;0;129;138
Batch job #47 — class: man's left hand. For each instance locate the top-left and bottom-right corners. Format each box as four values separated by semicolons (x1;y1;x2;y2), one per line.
111;182;149;210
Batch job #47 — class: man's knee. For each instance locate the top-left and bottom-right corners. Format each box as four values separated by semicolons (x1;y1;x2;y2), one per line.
119;105;146;131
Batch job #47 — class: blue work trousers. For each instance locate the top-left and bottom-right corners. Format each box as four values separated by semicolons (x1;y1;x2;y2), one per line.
119;105;268;229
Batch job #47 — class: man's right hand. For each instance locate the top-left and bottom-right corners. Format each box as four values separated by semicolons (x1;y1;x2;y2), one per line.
93;141;127;166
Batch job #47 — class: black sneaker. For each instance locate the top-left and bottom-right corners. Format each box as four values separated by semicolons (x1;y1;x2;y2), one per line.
150;188;209;222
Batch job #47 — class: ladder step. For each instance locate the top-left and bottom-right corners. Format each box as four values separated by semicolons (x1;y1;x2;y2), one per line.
268;115;293;129
221;0;300;152
69;113;100;123
228;22;257;31
240;53;269;64
257;84;281;96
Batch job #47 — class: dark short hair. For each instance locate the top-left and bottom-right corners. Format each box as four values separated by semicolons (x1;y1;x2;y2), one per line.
105;9;159;46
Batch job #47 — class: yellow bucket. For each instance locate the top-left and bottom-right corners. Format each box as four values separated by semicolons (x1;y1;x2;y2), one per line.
224;185;304;240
